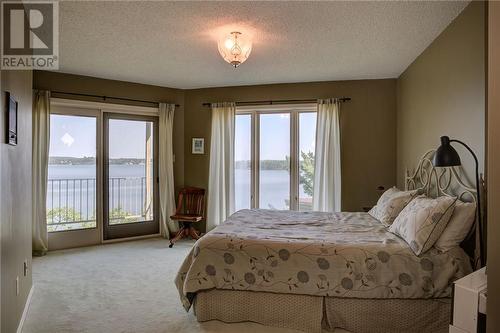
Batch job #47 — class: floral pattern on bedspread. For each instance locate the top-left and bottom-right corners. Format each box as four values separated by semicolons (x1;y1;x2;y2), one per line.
175;209;472;310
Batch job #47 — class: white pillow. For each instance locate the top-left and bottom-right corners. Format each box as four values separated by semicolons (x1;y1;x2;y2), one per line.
434;201;476;252
389;195;457;255
368;187;419;226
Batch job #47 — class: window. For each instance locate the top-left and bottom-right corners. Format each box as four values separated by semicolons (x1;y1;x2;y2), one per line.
234;114;252;211
259;113;290;209
234;104;317;211
299;112;317;211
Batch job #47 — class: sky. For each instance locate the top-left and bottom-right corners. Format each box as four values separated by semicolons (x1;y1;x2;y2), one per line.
235;112;316;161
49;115;96;158
49;115;149;159
49;112;316;161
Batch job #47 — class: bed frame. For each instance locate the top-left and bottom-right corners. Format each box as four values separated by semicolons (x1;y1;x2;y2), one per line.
405;149;478;203
192;150;483;333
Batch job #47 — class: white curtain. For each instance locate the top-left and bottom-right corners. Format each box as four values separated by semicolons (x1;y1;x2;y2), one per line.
313;99;342;212
207;102;235;231
159;103;178;238
32;90;50;255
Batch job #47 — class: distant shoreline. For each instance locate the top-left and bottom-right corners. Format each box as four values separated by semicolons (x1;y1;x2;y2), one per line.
49;157;147;166
49;157;290;170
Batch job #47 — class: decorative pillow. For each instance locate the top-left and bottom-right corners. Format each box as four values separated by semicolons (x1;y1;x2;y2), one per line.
368;187;419;226
434;201;476;252
389;195;457;255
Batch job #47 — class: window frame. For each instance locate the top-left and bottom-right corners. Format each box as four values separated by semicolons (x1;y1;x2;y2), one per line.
235;103;317;211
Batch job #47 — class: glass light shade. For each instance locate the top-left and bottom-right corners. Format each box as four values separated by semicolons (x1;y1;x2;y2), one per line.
218;32;252;68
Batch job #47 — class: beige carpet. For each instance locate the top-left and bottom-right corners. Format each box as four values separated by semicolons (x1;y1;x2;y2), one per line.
23;238;347;333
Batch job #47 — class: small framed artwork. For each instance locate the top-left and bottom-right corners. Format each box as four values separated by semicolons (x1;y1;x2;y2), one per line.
6;92;18;146
192;138;204;154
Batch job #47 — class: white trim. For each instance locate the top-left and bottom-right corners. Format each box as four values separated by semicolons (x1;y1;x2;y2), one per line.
50;98;159;115
101;233;162;244
236;103;316;114
16;285;34;333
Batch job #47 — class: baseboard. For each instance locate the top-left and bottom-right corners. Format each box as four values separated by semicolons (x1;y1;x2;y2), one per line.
101;233;162;244
16;284;34;333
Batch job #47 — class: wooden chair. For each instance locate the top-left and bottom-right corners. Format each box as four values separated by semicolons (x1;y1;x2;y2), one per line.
168;187;206;248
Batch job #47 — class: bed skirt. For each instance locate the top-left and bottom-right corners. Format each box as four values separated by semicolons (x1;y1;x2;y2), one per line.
194;289;451;333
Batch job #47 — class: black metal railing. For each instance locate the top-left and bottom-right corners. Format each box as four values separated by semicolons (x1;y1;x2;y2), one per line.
46;177;148;228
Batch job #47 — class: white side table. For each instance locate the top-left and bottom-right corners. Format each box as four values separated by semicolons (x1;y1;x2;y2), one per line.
449;267;487;333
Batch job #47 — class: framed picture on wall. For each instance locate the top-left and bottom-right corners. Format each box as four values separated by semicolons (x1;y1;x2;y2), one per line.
6;92;18;146
192;138;204;154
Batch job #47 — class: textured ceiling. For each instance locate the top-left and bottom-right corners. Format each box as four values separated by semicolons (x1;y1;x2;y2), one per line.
57;1;469;89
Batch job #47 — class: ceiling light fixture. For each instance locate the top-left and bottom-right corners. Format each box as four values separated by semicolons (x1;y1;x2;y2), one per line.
218;31;252;68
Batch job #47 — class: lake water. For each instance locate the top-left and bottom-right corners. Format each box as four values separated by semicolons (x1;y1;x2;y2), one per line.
48;164;147;179
47;164;149;221
236;169;295;210
47;165;311;220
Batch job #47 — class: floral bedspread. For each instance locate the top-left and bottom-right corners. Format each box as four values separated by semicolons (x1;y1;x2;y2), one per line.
175;209;472;310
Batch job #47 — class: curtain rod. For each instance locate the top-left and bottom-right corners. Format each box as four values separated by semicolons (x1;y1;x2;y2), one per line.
201;97;351;107
51;91;180;107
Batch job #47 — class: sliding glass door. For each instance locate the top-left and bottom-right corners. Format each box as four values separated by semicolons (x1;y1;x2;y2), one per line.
47;107;101;249
47;104;161;249
103;114;159;240
48;114;98;232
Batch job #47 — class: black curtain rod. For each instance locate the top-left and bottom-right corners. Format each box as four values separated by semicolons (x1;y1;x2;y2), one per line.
201;97;351;107
51;91;180;107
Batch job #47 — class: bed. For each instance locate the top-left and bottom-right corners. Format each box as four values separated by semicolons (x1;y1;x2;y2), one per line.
175;151;479;333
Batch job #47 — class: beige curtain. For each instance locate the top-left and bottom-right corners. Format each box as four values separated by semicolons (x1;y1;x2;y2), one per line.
313;98;342;212
32;90;50;255
207;102;235;231
159;103;179;238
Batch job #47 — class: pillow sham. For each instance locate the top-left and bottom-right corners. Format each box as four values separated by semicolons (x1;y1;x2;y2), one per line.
389;195;457;255
368;187;419;226
434;201;476;252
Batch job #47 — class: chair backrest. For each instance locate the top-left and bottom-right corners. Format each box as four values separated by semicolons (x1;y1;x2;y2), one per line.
175;187;205;218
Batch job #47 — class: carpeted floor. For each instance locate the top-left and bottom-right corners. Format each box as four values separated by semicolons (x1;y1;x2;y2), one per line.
23;238;346;333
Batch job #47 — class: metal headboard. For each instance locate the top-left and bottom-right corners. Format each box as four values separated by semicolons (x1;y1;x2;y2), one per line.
405;150;477;204
405;150;484;267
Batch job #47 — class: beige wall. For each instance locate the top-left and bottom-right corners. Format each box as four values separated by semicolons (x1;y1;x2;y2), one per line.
184;79;397;231
396;2;485;188
487;2;500;332
33;71;186;192
0;70;33;333
34;72;398;234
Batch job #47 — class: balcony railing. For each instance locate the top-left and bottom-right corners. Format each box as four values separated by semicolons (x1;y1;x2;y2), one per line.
46;177;149;231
